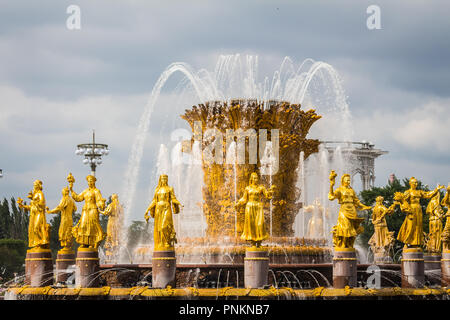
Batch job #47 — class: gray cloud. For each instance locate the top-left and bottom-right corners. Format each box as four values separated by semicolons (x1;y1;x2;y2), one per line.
0;1;449;222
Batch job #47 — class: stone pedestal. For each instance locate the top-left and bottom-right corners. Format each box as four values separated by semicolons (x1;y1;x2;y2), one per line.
373;252;393;264
332;248;357;288
152;250;176;288
441;250;450;287
244;248;269;288
25;249;53;287
424;253;441;270
55;249;75;284
75;247;100;288
401;248;424;288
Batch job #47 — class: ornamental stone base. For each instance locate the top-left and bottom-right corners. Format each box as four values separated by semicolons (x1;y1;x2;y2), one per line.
75;248;100;288
333;248;357;288
55;249;75;284
152;250;176;288
244;248;269;288
25;249;53;287
441;250;450;287
401;248;424;288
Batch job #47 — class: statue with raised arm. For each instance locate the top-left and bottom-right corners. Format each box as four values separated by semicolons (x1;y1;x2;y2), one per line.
69;173;106;249
47;186;77;253
368;196;395;260
441;185;450;251
303;198;330;239
328;170;371;249
101;193;123;258
145;174;181;251
396;177;444;249
235;172;275;248
17;180;51;251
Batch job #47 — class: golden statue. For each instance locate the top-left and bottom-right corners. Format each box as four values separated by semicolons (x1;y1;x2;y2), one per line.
368;196;395;256
425;193;444;254
303;198;330;239
69;174;106;249
328;170;371;249
101;194;123;257
17;180;51;251
145;174;181;251
441;185;450;250
396;177;444;248
47;187;77;253
235;172;275;247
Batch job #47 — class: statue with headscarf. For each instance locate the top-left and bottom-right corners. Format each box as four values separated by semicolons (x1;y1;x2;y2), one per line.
70;174;106;249
145;174;181;250
235;172;275;247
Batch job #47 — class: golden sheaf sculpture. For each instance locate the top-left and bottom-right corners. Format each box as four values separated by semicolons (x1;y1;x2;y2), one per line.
145;174;182;251
235;172;275;248
17;180;51;251
328;170;371;249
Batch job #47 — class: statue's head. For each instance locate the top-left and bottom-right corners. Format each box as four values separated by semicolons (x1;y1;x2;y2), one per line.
86;175;96;187
375;196;384;203
249;172;259;185
409;177;418;190
62;187;69;196
341;174;351;187
158;174;168;187
33;180;43;190
313;197;321;206
112;193;118;201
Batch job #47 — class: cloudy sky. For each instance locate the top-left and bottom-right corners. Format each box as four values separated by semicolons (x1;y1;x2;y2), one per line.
0;0;449;224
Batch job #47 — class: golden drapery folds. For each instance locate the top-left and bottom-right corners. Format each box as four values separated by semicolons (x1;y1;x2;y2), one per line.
17;180;50;251
236;172;275;247
47;187;77;252
396;177;444;248
368;196;395;255
441;186;450;250
328;170;371;249
102;194;123;255
70;174;106;249
145;175;181;251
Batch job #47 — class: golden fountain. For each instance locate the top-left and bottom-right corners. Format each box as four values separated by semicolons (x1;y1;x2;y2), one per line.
181;99;321;238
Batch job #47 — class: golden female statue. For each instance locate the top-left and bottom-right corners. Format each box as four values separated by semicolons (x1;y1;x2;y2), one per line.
235;172;275;247
47;187;77;252
70;174;106;249
101;194;123;255
17;180;51;251
328;171;371;249
441;185;450;250
425;193;444;254
368;196;395;255
396;177;444;248
145;174;181;251
303;198;330;239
